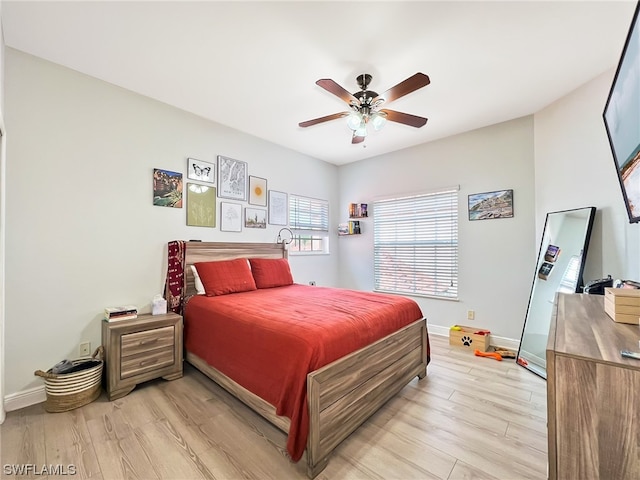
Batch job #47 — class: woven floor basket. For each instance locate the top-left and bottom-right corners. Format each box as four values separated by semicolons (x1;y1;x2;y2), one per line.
34;346;104;413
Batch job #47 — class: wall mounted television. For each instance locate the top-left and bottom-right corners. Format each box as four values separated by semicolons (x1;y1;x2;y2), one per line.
603;0;640;224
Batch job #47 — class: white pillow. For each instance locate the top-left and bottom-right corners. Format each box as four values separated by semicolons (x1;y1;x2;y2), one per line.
191;265;206;295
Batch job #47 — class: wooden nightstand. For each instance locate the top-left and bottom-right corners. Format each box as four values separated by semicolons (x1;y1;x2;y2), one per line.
102;312;183;400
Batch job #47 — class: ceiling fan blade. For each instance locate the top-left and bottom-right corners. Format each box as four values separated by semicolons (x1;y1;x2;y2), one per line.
381;109;428;128
316;79;359;105
352;133;365;144
299;112;349;128
374;73;430;104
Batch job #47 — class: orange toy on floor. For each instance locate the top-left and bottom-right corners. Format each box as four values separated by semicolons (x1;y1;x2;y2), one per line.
474;349;502;361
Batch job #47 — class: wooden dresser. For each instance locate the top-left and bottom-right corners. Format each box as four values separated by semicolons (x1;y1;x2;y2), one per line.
547;293;640;479
102;312;183;400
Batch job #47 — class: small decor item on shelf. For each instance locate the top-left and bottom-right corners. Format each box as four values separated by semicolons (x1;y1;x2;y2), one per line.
537;261;554;280
349;203;368;218
104;305;138;322
544;244;561;263
338;220;361;235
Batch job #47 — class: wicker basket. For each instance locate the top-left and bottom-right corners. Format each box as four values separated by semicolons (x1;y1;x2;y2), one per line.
34;346;104;413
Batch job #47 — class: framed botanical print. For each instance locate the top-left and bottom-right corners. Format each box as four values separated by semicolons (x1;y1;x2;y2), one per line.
186;183;216;227
220;202;243;232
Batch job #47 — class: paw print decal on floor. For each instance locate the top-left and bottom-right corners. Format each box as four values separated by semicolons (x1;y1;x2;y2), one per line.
461;336;473;346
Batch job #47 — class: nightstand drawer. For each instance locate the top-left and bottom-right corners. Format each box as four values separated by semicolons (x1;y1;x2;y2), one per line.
102;312;183;400
121;325;175;357
121;346;174;379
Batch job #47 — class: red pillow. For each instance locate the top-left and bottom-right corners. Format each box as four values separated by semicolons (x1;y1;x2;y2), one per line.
249;258;294;289
194;259;256;296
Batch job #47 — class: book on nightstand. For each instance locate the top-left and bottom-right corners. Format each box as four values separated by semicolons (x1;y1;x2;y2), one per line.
104;305;138;322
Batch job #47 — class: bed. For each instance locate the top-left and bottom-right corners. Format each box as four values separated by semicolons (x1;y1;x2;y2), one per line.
164;241;430;478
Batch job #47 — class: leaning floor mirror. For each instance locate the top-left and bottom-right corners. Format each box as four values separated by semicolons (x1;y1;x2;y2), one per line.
517;206;596;378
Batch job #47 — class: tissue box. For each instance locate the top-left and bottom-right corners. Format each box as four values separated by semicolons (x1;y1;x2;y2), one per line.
152;296;168;315
604;287;640;324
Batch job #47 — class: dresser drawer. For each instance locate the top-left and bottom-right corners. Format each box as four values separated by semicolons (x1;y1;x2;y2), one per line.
121;325;175;357
121;346;174;379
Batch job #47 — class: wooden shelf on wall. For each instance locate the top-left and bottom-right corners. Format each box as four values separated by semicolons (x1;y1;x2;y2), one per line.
338;220;361;235
348;203;368;218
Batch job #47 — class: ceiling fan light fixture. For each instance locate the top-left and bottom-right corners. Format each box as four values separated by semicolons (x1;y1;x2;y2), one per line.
371;111;387;131
355;122;368;137
299;72;430;143
346;111;362;131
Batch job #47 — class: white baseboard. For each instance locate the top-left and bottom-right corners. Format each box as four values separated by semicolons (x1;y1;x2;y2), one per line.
2;326;519;413
428;324;520;351
4;385;45;412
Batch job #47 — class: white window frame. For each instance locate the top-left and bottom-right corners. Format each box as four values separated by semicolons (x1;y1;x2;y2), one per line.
288;194;330;255
373;187;459;299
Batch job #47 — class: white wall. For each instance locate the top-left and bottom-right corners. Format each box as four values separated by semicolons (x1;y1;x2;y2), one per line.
534;70;640;282
5;48;640;406
337;117;536;341
3;48;339;399
0;0;6;423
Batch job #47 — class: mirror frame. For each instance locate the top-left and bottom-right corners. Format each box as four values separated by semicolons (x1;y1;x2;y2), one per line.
516;206;596;379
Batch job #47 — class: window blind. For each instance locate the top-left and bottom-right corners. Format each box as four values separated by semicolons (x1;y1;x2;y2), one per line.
289;195;329;231
558;255;581;293
373;188;458;299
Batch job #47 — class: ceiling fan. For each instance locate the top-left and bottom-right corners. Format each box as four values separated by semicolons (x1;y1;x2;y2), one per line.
299;72;430;144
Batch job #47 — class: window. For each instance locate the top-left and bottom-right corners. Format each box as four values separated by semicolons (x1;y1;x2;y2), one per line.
373;187;458;299
289;194;329;254
558;255;581;293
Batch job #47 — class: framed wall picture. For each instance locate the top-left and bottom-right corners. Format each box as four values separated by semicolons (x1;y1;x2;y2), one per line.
217;155;247;201
220;202;242;232
249;176;267;206
268;190;288;225
186;183;216;227
187;158;215;184
245;207;267;228
468;189;513;220
153;168;183;208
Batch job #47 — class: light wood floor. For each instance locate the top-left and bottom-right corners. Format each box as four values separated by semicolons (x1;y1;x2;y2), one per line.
0;335;547;480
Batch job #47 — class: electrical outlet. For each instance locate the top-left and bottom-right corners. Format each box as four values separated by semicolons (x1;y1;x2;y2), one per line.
467;310;475;321
79;341;91;357
309;281;316;286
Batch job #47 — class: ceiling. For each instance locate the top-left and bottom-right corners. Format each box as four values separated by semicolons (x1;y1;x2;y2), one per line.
2;1;637;165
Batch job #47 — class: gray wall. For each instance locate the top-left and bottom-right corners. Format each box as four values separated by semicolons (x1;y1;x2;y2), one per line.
4;48;640;403
0;1;6;421
4;49;339;396
337;117;536;341
534;70;640;283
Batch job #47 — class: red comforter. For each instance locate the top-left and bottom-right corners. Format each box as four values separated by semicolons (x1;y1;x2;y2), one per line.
184;284;426;461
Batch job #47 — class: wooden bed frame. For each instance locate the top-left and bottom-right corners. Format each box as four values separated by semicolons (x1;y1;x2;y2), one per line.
180;241;428;478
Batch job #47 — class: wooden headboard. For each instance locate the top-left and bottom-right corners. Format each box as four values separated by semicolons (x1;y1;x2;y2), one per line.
183;241;287;297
